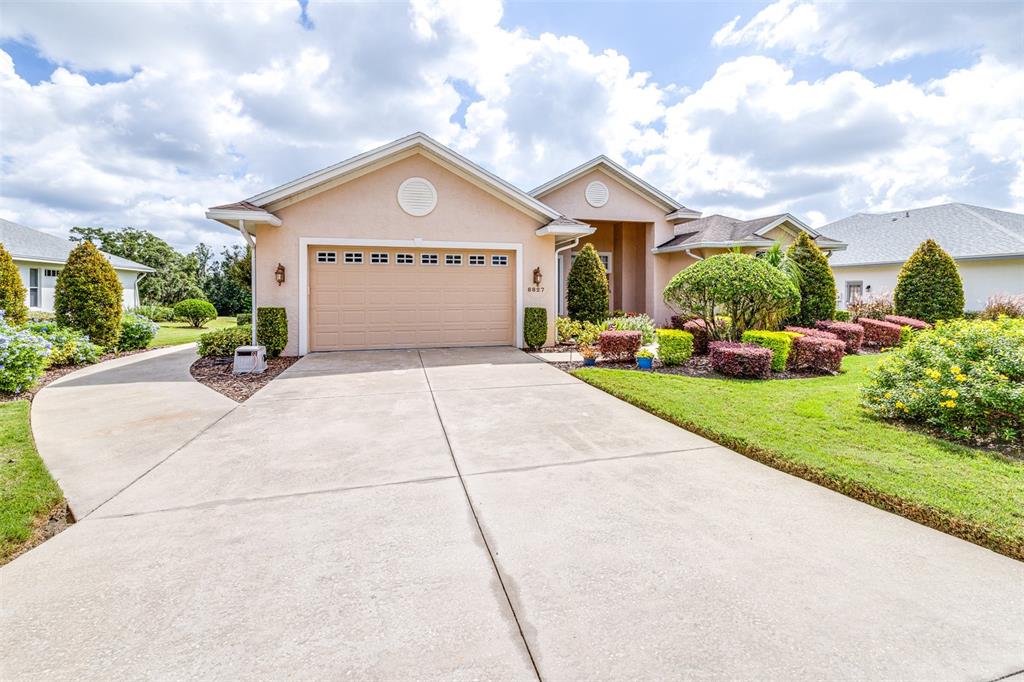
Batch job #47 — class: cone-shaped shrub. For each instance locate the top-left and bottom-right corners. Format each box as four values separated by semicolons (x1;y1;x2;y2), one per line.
894;239;964;323
785;232;836;326
54;241;123;348
567;243;609;324
0;243;28;325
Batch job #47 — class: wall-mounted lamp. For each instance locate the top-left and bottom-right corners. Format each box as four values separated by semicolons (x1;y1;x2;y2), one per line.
275;263;286;286
533;266;543;286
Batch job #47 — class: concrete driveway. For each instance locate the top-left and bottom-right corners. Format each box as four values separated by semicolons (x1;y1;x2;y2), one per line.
2;347;1022;680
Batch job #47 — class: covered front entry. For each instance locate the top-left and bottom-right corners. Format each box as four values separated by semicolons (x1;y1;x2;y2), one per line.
307;245;515;351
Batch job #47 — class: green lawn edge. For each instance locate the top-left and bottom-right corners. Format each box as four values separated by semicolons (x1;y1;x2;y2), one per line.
149;316;237;348
0;400;65;564
572;358;1024;561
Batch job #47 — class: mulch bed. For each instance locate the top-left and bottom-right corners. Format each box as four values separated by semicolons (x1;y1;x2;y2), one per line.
190;356;299;402
0;348;153;403
553;353;833;380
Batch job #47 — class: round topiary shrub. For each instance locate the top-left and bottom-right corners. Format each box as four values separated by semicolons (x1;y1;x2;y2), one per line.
894;239;964;324
54;241;123;348
173;298;218;328
663;253;800;341
0;243;28;326
785;232;836;327
567;243;609;324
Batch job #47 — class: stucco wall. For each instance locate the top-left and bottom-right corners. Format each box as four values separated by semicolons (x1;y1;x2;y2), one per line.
254;153;555;355
15;260;139;312
536;168;678;324
832;257;1024;312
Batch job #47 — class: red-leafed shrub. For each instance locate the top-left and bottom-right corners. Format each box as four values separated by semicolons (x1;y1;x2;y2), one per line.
788;335;845;373
709;341;772;379
670;314;695;330
860;318;903;347
598;330;642;361
682;318;710;355
784;325;838;340
815;320;864;353
884;314;931;331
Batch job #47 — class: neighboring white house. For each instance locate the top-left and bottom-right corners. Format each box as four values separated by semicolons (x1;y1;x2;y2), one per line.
824;203;1024;312
0;218;154;312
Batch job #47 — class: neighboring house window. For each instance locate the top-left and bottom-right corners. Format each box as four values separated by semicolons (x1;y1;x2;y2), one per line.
491;254;509;267
370;252;389;264
845;281;863;303
421;253;439;265
44;268;60;277
344;252;363;264
469;254;486;266
396;253;414;265
571;251;611;273
445;254;462;266
28;268;40;308
316;251;337;263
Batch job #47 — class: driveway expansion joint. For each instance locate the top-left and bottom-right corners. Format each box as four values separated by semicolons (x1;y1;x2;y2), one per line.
462;444;722;478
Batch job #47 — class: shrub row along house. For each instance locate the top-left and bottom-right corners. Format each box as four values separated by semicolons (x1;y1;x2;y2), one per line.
0;218;153;312
205;132;850;355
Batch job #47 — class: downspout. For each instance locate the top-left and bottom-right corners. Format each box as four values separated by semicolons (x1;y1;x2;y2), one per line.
238;219;257;347
134;272;147;308
553;237;581;340
684;249;704;261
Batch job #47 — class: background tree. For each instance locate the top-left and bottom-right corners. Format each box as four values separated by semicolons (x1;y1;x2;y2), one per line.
204;245;251;315
55;241;123;347
0;243;28;325
894;239;964;323
71;226;204;305
567;243;609;323
785;232;836;326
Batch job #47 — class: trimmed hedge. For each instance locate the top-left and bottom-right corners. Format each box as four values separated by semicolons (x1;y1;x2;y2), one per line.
0;243;28;326
197;325;252;357
567;243;610;324
598;330;642;361
788;335;845;374
894;239;964;323
237;312;251;326
682;318;710;355
257;307;287;357
709;341;772;379
524;307;547;349
54;241;123;348
860;317;903;348
656;329;694;366
833;310;851;322
785;231;836;326
741;330;794;372
815;320;864;353
670;314;694;330
174;298;217;328
784;325;838;341
884;314;930;331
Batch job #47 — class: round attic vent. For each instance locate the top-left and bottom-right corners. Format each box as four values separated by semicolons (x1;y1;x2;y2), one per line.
397;177;437;216
585;180;609;208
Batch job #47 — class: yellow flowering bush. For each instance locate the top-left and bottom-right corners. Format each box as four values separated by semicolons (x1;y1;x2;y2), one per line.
862;317;1024;447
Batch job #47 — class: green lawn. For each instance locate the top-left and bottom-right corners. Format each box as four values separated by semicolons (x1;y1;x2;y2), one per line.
0;401;64;564
149;316;237;348
574;355;1024;559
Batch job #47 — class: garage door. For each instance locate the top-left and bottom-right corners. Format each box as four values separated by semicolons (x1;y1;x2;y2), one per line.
308;246;515;351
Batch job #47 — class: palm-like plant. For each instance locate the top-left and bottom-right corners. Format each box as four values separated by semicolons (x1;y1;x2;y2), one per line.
755;243;802;329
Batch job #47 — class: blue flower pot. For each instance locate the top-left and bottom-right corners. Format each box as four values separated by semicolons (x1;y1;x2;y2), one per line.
637;356;653;369
583;357;597;367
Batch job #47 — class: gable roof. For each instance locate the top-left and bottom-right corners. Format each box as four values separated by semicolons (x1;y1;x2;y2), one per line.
825;203;1024;267
530;155;698;216
653;213;844;253
0;218;154;272
217;132;561;225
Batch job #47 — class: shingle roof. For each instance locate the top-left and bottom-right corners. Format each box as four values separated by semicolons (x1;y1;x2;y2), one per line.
0;219;154;272
655;213;843;251
825;203;1024;266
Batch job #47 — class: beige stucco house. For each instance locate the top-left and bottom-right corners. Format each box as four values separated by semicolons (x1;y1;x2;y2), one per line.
207;133;844;356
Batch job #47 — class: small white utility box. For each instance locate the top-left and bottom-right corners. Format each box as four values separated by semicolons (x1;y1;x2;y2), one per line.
233;345;267;374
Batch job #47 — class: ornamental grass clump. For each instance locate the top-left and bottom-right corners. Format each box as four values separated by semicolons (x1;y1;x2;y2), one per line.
604;313;655;344
709;341;773;379
598;330;642;361
980;294;1024;320
847;292;894;321
740;330;794;372
788;335;845;374
656;329;694;366
860;318;903;348
663;253;799;342
861;317;1024;447
814;320;864;353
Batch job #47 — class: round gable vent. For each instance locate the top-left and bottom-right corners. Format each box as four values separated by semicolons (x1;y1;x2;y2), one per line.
397;177;437;216
585;180;609;208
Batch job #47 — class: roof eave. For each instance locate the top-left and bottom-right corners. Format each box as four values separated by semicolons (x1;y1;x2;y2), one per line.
531;155;683;212
652;238;777;254
832;251;1024;268
205;208;283;229
535;224;596;237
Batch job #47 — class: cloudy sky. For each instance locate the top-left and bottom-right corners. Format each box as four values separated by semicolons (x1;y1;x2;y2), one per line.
1;0;1022;251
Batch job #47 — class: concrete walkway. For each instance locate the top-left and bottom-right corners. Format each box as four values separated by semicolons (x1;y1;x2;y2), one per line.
3;347;1022;680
